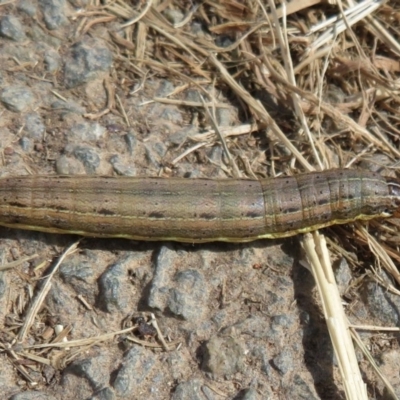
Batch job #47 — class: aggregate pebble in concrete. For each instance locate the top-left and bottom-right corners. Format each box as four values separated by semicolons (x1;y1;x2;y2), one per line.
230;314;272;339
289;374;320;400
110;155;137;176
362;270;400;326
55;155;78;175
38;0;68;30
59;257;96;300
163;9;184;25
168;125;198;146
0;15;26;41
272;347;295;375
171;379;209;400
97;256;136;313
148;246;210;320
0;271;7;300
68;121;107;142
71;145;101;174
64;354;111;392
238;387;262;400
166;349;193;381
376;349;400;398
333;258;352;295
51;99;86;116
19;136;34;152
147;245;181;311
63;37;113;88
46;280;79;319
112;346;156;396
144;141;168;168
23;112;46;140
0;351;20;398
88;387;116;400
167;269;209;320
17;1;38;16
124;131;137;154
43;48;61;73
202;335;246;377
0;85;35;112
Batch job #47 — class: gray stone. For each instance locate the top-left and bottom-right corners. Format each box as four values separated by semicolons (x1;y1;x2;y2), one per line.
215;36;234;48
46;281;77;317
30;24;62;47
207;146;223;165
59;259;95;298
64;354;111;391
109;155;136;176
211;309;228;329
333;257;352;295
0;43;36;64
376;349;400;398
144;142;167;169
163;9;184;25
1;85;35;112
73;146;100;174
362;271;400;326
113;347;156;396
155;80;175;97
238;387;261;400
230;315;271;339
64;38;113;88
251;346;272;376
0;272;7;300
272;348;294;375
147;245;177;311
0;346;20;397
270;314;295;331
44;49;61;73
17;1;38;16
168;269;209;320
9;392;57;400
148;246;209;320
152;142;167;158
0;15;26;41
88;387;116;400
172;379;207;400
69;122;106;142
39;0;68;30
51;100;86;116
55;155;73;175
284;374;319;400
202;336;245;377
184;89;201;103
168;125;198;146
24;113;46;140
216;107;236;126
200;385;216;399
97;258;130;313
19;137;34;152
166;351;189;381
124;131;137;154
159;107;183;124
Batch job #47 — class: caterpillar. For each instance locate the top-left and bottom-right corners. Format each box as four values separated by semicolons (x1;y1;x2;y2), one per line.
0;169;399;242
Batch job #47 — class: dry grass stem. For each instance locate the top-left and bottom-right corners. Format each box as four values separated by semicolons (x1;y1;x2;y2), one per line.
0;254;39;272
302;232;368;400
17;241;80;343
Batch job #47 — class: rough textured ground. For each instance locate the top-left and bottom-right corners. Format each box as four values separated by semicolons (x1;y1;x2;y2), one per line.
0;1;400;400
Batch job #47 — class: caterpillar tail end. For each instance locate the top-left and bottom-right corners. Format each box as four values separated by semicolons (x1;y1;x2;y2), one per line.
386;177;400;217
